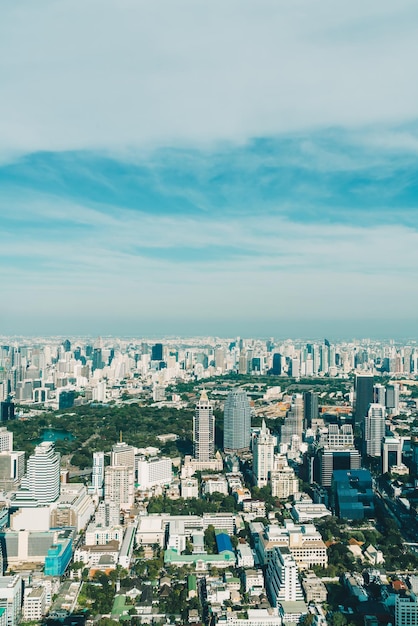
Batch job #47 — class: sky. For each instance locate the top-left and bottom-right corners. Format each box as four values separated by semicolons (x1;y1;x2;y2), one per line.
1;0;418;338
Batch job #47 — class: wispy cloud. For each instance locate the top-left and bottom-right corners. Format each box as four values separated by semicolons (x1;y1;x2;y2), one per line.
1;0;418;162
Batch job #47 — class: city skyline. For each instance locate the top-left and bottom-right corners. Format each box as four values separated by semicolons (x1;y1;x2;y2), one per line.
1;1;418;336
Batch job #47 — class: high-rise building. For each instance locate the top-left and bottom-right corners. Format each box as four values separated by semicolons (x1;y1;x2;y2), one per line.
373;384;386;406
26;442;60;504
111;442;135;469
267;547;304;605
90;452;105;497
0;429;12;453
315;449;362;487
223;389;251;453
136;456;172;489
0;574;22;626
104;465;134;510
92;348;104;372
281;395;303;446
382;436;402;474
193;390;214;462
364;404;386;457
354;374;374;427
253;420;276;487
0;403;15;423
271;353;282;375
303;391;318;429
151;343;163;362
395;593;418;626
386;384;400;415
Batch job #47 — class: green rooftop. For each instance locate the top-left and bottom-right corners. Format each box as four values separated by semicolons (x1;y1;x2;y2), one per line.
111;594;127;617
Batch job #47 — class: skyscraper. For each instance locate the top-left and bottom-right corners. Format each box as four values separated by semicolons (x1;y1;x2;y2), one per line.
151;343;163;361
223;389;251;453
354;374;374;427
364;403;386;457
91;451;105;497
253;419;275;487
26;442;60;503
281;395;303;446
193;390;214;462
303;391;318;429
104;465;134;510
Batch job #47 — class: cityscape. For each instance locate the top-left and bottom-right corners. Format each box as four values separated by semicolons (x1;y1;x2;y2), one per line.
2;0;418;625
0;336;417;626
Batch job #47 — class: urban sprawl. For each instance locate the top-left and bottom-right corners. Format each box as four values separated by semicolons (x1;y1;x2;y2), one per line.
0;336;417;626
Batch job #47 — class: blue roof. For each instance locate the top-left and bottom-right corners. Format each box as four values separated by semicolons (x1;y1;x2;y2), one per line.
215;533;233;554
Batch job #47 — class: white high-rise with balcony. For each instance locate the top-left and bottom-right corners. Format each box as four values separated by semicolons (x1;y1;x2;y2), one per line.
26;442;60;504
365;403;386;457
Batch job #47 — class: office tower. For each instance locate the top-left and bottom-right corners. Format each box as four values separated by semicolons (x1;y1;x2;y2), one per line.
395;593;418;626
151;343;163;361
319;344;329;374
267;547;304;605
0;574;22;626
214;347;225;371
290;356;300;378
0;402;15;422
26;442;60;503
136;456;172;489
111;442;135;469
316;448;361;487
0;451;25;491
58;390;75;410
193;390;215;462
238;354;248;375
0;429;12;453
386;383;400;415
92;348;103;372
223;389;251;453
271;353;282;375
382;436;402;474
364;404;386;457
104;465;134;510
62;339;71;352
332;469;375;520
373;384;386;406
253;420;275;487
354;374;374;427
303;391;318;429
281;395;303;446
91;451;105;497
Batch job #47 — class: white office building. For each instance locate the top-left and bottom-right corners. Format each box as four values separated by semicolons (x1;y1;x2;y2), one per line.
365;404;386;457
253;421;275;487
90;451;105;497
136;456;172;490
0;575;22;626
25;442;60;504
395;593;418;626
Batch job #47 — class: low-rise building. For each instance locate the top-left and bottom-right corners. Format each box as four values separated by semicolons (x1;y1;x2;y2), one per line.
22;586;46;622
301;572;327;603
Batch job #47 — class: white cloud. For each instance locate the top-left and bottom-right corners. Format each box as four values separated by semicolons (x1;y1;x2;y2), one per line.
1;0;418;162
1;193;418;331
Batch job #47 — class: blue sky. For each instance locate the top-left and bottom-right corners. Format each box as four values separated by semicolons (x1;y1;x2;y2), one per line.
1;0;418;337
